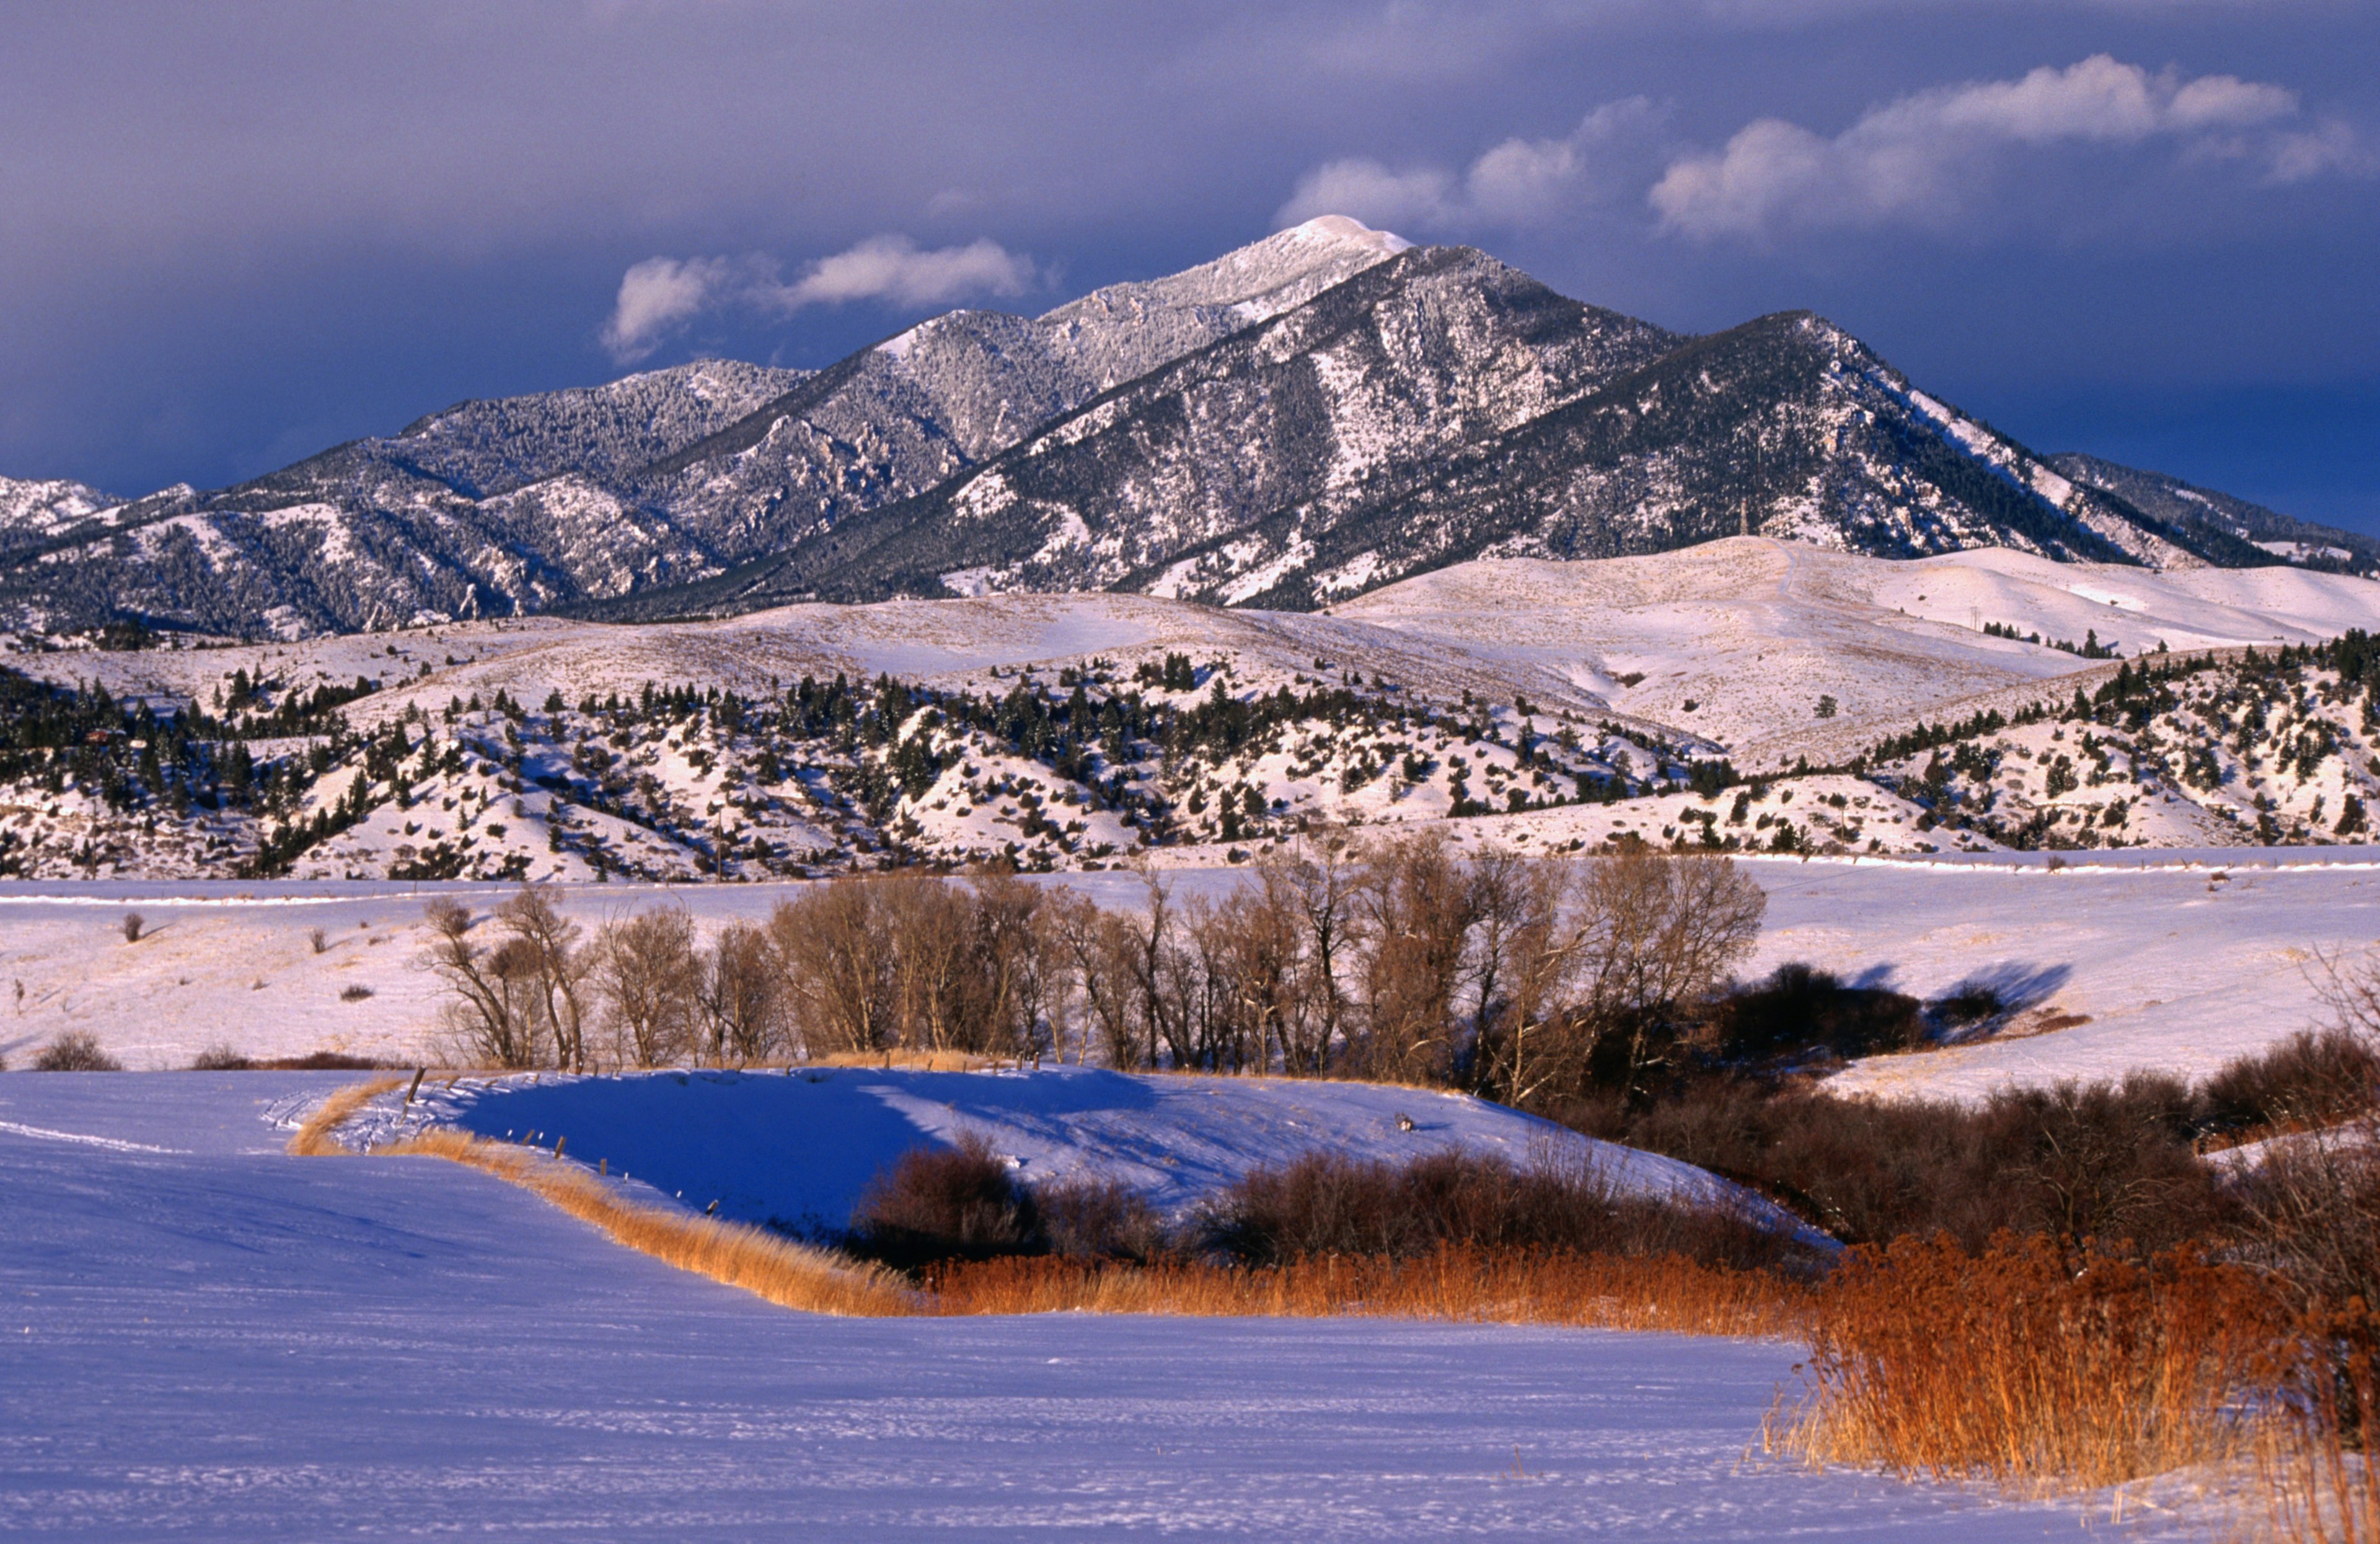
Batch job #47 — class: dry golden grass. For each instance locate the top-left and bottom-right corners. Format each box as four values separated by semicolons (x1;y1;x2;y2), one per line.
1778;1233;2290;1493
923;1245;1809;1339
381;1128;913;1318
805;1049;1000;1072
285;1077;406;1155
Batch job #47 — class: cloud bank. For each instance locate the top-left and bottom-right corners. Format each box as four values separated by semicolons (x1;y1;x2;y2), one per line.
1278;55;2368;248
1651;55;2366;239
1277;99;1666;232
603;236;1036;363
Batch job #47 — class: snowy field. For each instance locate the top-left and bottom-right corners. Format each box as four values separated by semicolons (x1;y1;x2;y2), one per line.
1;1072;2221;1540
6;850;2376;1100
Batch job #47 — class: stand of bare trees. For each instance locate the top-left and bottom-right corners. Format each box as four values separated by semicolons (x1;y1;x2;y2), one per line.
418;837;1765;1106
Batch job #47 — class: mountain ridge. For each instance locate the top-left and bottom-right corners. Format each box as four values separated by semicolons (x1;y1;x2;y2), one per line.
1;218;2365;641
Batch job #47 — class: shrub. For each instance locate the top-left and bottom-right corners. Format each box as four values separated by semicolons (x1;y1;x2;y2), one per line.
256;1051;399;1070
340;984;375;1002
1036;1175;1166;1262
309;927;328;954
121;912;143;944
2198;1026;2379;1140
34;1031;123;1071
848;1134;1041;1270
1562;1070;2229;1252
1928;982;2006;1030
1198;1147;1814;1275
190;1043;252;1070
1703;963;1924;1063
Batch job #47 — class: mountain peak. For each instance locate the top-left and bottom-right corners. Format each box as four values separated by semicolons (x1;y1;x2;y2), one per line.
1279;213;1413;255
1039;215;1408;335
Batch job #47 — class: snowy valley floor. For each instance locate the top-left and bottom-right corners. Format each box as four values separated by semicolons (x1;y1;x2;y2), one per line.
2;1073;2226;1540
6;849;2378;1098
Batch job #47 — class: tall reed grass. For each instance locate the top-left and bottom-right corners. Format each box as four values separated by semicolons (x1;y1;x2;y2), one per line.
1779;1232;2288;1491
924;1245;1808;1339
2261;1304;2380;1543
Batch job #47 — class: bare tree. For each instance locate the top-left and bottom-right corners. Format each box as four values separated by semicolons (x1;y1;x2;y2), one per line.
1269;835;1359;1075
1562;847;1767;1105
1191;882;1298;1074
880;873;972;1052
496;884;594;1072
1350;829;1478;1085
1465;850;1570;1106
699;920;783;1064
1049;889;1143;1069
421;897;544;1068
591;906;700;1066
1117;862;1183;1070
770;879;893;1056
963;870;1056;1059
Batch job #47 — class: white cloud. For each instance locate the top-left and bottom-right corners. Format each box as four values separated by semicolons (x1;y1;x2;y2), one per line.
600;236;1037;363
1278;161;1462;232
1276;98;1664;234
1651;55;2357;240
601;256;738;363
769;235;1034;310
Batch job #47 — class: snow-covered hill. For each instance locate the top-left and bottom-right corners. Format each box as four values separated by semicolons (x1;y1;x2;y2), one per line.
1;539;2373;883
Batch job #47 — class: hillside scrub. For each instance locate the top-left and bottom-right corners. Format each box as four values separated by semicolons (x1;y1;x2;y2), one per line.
32;1030;123;1071
840;1139;1809;1281
1198;1149;1815;1276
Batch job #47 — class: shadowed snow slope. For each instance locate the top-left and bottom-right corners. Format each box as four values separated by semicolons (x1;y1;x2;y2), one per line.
341;1064;1815;1245
0;1074;2207;1539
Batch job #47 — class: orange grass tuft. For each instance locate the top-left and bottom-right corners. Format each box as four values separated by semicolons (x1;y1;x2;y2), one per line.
286;1077;406;1155
1779;1232;2291;1493
923;1245;1809;1339
381;1128;913;1317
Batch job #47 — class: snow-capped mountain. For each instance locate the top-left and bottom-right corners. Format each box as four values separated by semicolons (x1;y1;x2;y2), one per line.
0;361;807;637
0;216;2352;640
638;286;2281;619
0;474;125;558
628;243;1686;615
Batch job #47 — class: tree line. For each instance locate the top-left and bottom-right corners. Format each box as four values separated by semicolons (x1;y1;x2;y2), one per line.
421;837;1765;1110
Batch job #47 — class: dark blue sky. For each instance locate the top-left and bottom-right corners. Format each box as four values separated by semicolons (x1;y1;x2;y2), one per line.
4;2;2375;533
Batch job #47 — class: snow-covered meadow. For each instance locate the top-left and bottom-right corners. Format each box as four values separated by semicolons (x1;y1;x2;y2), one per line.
1;1072;2224;1540
6;849;2375;1102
